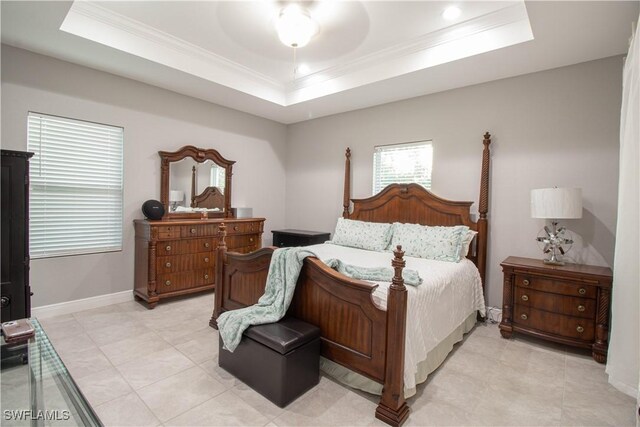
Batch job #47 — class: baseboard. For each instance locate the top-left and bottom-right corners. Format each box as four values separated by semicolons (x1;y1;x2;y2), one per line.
608;375;639;398
31;290;133;319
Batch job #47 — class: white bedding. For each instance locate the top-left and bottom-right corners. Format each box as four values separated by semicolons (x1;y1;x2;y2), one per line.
304;242;486;392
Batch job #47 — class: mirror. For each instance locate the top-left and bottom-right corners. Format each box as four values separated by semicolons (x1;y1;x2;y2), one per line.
159;146;234;219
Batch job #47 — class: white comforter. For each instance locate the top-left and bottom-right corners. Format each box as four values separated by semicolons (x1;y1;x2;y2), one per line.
304;243;486;391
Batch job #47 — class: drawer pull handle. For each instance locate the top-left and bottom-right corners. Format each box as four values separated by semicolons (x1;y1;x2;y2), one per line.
204;257;209;263
576;325;584;333
190;228;196;234
204;274;209;280
249;238;254;243
165;245;171;251
204;242;210;248
520;313;528;320
165;262;171;268
578;288;586;295
234;226;239;231
521;295;529;302
165;280;171;286
522;279;530;286
577;305;586;312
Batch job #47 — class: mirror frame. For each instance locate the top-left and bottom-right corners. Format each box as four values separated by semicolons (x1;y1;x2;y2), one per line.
159;145;235;219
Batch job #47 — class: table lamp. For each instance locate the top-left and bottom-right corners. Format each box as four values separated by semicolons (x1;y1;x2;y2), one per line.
169;190;184;212
531;188;582;265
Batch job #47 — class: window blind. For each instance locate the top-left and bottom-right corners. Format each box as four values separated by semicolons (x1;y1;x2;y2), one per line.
27;112;124;258
373;141;433;194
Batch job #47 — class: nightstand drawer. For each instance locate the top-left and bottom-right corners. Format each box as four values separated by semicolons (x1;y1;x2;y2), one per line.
514;274;597;299
272;229;331;247
514;305;595;341
515;287;596;319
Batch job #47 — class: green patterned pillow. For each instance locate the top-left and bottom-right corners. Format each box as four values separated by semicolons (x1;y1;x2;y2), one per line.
331;218;393;252
390;223;470;262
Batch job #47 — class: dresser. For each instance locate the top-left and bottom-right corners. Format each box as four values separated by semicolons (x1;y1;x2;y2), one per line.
134;218;264;308
499;256;613;363
272;229;331;247
1;150;33;322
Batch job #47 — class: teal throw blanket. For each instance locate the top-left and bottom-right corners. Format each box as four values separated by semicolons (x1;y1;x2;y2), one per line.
218;247;423;352
218;247;315;352
323;258;423;287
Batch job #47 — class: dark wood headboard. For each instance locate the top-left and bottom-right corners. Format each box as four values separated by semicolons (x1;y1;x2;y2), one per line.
192;186;224;210
342;132;492;290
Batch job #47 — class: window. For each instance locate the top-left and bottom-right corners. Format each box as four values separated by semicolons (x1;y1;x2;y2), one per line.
210;164;226;193
373;140;433;194
27;112;124;258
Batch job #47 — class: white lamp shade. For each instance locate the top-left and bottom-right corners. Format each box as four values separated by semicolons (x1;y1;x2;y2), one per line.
531;188;582;219
169;190;184;203
276;5;318;48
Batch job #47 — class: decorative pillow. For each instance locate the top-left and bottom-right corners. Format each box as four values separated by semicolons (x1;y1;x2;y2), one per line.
331;218;393;252
459;230;478;259
389;223;470;262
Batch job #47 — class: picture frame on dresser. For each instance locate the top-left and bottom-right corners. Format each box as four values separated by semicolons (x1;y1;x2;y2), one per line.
499;256;613;363
133;146;265;308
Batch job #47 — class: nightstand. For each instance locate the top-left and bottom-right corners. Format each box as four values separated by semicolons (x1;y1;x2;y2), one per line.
499;256;613;363
272;229;331;247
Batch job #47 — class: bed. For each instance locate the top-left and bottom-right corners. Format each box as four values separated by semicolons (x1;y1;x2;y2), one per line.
210;132;492;426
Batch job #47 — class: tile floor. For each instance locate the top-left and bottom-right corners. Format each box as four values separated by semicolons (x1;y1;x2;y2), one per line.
14;292;638;426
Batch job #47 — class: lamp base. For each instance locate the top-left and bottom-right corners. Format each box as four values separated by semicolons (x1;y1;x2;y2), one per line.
543;258;566;266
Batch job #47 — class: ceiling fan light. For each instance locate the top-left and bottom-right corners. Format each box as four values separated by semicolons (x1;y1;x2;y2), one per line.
442;6;461;21
276;5;318;48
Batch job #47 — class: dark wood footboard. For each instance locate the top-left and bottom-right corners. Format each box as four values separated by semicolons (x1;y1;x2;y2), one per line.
210;226;409;426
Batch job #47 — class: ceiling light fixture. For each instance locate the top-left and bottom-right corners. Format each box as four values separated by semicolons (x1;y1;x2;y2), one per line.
442;6;461;21
276;4;319;48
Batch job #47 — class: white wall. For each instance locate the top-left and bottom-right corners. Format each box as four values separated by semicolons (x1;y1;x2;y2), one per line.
286;56;623;307
1;45;288;307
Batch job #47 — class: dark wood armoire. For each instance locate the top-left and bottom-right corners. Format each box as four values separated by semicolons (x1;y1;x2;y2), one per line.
1;150;33;322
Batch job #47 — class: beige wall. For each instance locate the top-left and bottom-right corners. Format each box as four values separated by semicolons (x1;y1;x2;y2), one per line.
1;45;288;307
286;56;622;307
1;46;623;309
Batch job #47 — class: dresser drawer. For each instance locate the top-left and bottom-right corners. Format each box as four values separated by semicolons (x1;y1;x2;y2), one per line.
514;305;595;341
181;224;218;238
160;238;216;255
157;225;181;239
514;274;597;299
514;287;596;319
227;222;260;235
157;268;215;293
157;252;214;273
227;234;259;250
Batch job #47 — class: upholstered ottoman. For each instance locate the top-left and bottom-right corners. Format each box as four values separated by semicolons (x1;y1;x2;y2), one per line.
218;317;321;407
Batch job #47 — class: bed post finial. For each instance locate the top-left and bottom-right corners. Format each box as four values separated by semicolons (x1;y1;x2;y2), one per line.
477;132;491;300
343;147;351;218
210;223;228;329
376;245;410;426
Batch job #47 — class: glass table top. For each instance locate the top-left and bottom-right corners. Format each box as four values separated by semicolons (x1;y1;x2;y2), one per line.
1;318;102;426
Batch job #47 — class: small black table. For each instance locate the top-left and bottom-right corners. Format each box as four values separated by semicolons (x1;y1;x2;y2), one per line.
271;229;331;247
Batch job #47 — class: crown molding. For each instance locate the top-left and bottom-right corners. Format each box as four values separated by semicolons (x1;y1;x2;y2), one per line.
61;1;287;104
59;1;531;107
286;3;532;93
